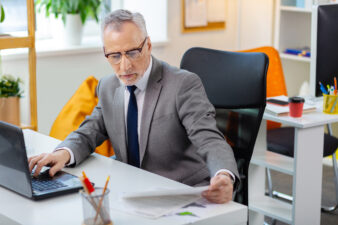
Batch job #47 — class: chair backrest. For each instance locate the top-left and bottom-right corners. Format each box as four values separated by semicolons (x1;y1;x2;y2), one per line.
180;47;268;205
241;46;287;130
49;76;114;157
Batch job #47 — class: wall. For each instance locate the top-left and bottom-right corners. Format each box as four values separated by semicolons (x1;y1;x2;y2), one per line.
154;0;239;66
1;0;273;135
237;0;274;50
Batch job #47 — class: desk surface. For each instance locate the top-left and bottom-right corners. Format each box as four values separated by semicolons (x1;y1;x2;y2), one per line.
0;130;247;225
263;101;338;128
251;100;337;225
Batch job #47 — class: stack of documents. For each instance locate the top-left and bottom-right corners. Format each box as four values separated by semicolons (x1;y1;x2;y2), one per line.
265;95;316;116
111;186;208;219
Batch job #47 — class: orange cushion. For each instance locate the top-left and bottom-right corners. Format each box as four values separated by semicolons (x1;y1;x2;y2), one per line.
49;76;114;157
240;47;288;130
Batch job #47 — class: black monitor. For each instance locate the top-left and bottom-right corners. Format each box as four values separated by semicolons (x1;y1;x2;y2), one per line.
310;4;338;97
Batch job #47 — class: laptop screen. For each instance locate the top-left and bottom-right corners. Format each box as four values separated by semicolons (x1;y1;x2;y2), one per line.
0;121;83;200
0;121;33;198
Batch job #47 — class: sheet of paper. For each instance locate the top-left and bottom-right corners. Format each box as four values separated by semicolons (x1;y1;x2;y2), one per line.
184;0;208;27
111;194;203;219
163;198;223;223
111;186;209;219
122;186;208;198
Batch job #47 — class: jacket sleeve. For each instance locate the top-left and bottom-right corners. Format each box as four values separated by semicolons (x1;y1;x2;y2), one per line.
175;73;240;182
55;79;109;166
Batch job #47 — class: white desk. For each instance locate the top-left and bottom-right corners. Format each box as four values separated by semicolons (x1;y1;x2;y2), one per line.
0;130;247;225
249;103;338;225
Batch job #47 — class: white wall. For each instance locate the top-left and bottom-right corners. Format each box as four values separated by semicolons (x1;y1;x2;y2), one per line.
237;0;274;50
154;0;239;66
1;0;273;135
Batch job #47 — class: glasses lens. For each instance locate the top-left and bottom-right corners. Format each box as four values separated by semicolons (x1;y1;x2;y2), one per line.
126;50;141;59
108;53;121;64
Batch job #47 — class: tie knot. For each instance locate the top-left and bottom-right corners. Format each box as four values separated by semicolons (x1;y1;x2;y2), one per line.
127;85;137;93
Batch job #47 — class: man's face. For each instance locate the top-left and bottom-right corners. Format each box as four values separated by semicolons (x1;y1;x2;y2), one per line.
103;22;152;86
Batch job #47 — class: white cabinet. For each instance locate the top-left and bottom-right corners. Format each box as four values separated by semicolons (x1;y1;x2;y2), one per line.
273;0;333;96
247;1;334;224
273;0;317;96
248;109;335;225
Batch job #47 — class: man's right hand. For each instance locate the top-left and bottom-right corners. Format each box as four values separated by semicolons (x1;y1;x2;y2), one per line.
28;149;71;177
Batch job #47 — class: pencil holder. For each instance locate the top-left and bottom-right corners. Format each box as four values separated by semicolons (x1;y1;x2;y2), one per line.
323;94;338;114
80;188;112;225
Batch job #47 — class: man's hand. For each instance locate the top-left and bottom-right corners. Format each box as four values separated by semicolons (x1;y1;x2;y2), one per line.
28;150;71;177
202;172;234;204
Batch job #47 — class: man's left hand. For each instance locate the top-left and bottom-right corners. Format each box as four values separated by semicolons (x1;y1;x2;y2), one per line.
202;172;234;204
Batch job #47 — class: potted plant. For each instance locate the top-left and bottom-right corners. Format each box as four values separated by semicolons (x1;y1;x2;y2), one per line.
0;75;23;126
36;0;106;45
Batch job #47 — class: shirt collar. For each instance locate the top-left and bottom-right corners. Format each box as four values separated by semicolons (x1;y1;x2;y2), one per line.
135;57;152;91
122;57;152;92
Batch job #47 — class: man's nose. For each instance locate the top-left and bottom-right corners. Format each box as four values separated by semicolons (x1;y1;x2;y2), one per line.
119;54;132;73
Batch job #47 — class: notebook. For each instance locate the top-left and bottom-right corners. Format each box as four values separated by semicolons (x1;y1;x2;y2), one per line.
0;121;83;200
265;95;317;116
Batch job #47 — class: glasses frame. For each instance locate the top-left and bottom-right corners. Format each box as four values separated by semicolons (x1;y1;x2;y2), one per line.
104;37;148;64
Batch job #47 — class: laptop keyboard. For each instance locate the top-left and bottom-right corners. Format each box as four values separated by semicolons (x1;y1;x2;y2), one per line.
31;170;68;192
31;179;67;192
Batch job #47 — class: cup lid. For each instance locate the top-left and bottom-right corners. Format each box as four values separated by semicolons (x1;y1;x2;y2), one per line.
288;96;305;103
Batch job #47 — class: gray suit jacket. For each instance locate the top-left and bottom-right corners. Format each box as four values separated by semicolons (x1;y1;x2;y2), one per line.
57;56;239;186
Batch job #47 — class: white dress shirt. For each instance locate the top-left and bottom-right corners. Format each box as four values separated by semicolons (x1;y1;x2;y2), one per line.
57;57;235;183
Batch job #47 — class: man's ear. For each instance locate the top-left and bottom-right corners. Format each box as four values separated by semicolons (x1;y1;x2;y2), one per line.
146;37;152;51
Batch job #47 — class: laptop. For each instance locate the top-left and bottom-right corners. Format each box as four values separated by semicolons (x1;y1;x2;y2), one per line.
0;121;83;200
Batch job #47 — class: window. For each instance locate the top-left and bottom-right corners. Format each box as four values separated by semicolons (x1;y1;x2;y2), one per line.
35;0;112;39
2;0;167;49
122;0;168;42
0;0;27;34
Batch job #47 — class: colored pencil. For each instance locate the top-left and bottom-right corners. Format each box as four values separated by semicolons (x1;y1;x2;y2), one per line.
93;176;110;224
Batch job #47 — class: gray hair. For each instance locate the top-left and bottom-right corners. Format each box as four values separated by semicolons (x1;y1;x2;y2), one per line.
102;9;148;37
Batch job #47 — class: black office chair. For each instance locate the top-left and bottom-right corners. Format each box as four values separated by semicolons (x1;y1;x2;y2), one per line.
180;47;268;206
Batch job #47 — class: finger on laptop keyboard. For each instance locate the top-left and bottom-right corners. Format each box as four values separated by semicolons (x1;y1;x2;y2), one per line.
33;154;51;177
49;162;65;177
28;153;46;173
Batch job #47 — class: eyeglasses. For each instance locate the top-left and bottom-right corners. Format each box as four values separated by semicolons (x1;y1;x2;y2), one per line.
104;37;148;64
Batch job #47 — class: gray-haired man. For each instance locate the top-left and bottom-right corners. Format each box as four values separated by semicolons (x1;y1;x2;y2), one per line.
28;9;239;204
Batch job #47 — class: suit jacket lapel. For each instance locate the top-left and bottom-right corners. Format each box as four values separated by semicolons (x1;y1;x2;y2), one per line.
139;57;163;164
112;85;128;163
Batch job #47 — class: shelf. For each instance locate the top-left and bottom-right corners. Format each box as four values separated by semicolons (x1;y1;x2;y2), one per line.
251;151;294;175
0;0;37;131
280;6;312;13
249;196;292;224
0;36;34;49
20;124;36;130
280;53;311;63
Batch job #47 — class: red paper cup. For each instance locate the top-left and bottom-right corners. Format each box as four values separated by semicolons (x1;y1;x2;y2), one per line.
289;97;305;118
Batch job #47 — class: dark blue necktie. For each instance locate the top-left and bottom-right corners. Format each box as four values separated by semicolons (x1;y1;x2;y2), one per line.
127;85;140;167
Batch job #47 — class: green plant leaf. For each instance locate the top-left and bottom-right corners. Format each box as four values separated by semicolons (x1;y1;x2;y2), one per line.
36;0;104;25
80;10;86;24
0;5;5;23
0;75;24;98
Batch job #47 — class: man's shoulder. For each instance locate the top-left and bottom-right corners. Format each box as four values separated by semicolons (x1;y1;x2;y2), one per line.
98;74;119;88
99;73;118;83
96;74;120;96
158;58;199;82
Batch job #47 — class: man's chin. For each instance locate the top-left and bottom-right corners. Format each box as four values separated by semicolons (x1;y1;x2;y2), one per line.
119;75;139;86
